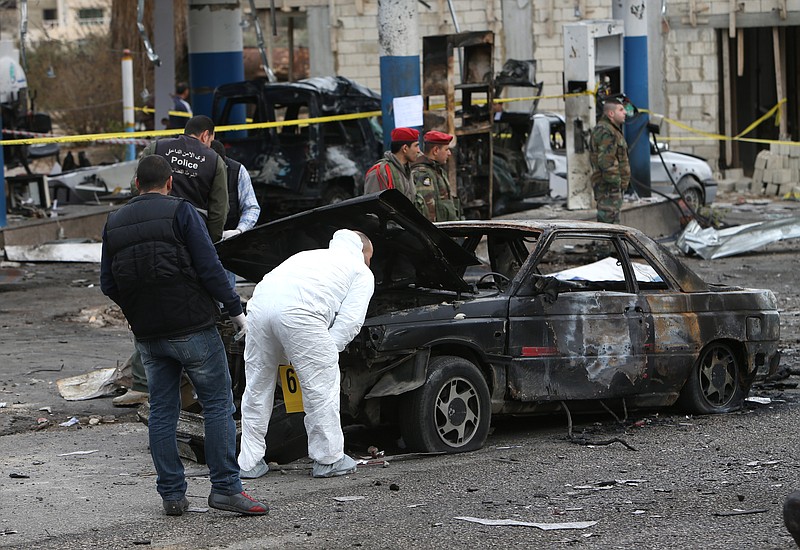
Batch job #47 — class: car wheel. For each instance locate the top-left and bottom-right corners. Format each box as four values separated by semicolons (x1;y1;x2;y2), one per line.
677;342;746;414
322;185;352;205
399;355;491;453
678;176;704;210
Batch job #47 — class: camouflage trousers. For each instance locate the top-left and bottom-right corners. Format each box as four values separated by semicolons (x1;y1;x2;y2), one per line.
593;181;623;224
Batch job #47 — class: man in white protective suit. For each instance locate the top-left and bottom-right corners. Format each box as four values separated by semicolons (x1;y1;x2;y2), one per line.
237;229;375;478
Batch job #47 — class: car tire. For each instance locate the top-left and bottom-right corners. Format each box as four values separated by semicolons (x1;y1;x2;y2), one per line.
677;342;746;414
678;176;704;210
399;355;491;453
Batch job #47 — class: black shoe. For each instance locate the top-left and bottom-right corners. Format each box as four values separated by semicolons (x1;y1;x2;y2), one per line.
163;496;190;516
208;491;269;516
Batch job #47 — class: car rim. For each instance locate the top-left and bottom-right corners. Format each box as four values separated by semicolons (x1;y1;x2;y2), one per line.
684;188;702;210
434;376;480;448
698;346;737;407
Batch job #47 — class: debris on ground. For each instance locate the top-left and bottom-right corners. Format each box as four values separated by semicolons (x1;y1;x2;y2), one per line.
56;363;131;401
455;516;598;530
57;449;98;457
745;397;772;405
333;496;365;502
62;304;127;328
677;217;800;259
712;509;769;517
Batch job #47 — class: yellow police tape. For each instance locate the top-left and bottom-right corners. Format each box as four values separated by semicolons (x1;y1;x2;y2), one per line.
2;90;796;148
1;110;383;146
137;107;192;119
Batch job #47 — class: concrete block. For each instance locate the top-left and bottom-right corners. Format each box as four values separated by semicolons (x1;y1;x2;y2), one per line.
772;169;792;184
691;81;716;95
753;168;764;184
755;151;769;169
717;179;736;193
789;144;800;158
689;40;714;57
680;68;702;82
724;168;744;180
667;82;692;95
735;180;752;193
765;183;779;196
679;55;702;69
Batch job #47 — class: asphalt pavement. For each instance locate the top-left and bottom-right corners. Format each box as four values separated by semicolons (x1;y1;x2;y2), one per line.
2;194;800;548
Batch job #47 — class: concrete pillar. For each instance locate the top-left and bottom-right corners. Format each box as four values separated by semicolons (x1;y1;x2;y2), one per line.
187;0;244;117
154;0;175;131
500;0;534;113
377;0;420;150
308;6;335;77
614;0;650;196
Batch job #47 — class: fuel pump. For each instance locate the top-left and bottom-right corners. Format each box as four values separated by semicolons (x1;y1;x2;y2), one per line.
562;21;624;210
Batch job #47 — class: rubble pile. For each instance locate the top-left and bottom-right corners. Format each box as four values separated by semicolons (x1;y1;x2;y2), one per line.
751;143;800;197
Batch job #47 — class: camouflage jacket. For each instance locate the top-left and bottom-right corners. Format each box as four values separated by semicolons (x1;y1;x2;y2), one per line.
364;152;416;203
411;156;461;222
589;118;630;191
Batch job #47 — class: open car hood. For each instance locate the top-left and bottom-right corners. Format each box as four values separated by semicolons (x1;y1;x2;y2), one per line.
216;189;480;293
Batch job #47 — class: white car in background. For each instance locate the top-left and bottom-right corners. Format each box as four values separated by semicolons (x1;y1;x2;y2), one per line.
530;113;717;209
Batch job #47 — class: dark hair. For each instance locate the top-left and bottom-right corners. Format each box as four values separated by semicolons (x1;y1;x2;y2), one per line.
210;139;226;159
391;141;414;154
603;98;624;112
184;115;214;137
423;141;441;154
176;82;188;95
136;155;172;192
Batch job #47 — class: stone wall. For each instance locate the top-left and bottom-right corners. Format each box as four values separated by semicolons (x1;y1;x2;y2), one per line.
333;0;503;92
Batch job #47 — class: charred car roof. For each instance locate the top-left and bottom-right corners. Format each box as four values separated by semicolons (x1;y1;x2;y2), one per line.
216;189;481;292
213;75;381;113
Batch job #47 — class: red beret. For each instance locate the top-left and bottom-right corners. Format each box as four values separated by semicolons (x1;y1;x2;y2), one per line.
424;130;453;145
390;127;419;142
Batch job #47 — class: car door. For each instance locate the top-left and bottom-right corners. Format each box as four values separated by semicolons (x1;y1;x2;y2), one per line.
505;232;651;402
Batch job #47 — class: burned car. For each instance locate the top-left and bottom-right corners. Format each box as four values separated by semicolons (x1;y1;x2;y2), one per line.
211;189;780;457
212;76;383;220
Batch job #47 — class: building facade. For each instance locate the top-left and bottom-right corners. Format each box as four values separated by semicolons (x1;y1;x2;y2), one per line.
250;0;799;175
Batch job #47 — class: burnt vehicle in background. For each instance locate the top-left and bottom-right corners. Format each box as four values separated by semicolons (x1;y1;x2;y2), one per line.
211;76;383;221
209;190;780;457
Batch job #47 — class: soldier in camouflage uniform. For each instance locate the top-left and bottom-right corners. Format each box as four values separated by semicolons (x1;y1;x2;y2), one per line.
411;130;462;222
364;127;420;203
590;98;630;224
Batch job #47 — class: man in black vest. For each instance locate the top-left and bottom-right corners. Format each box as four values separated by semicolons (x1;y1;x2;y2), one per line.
136;115;228;242
101;155;268;517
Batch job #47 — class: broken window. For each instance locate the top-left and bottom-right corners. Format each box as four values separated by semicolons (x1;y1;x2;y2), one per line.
534;234;630;293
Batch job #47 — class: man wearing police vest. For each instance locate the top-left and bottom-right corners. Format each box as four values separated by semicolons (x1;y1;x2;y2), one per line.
136;115;228;242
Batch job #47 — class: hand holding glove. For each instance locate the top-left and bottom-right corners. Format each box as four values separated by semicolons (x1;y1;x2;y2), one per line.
231;313;247;340
222;229;242;240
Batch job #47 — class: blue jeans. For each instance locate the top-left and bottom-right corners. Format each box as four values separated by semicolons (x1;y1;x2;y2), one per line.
136;326;242;501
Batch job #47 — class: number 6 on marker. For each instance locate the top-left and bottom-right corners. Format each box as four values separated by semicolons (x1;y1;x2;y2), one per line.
279;364;304;413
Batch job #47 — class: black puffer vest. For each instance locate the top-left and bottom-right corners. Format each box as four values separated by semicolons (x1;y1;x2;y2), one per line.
223;157;242;230
154;135;217;215
104;194;217;340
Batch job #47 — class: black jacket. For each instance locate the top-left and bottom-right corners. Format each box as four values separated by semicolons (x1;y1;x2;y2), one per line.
101;194;237;340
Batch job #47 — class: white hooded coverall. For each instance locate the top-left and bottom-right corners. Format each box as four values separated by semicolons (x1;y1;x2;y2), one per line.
238;229;375;469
